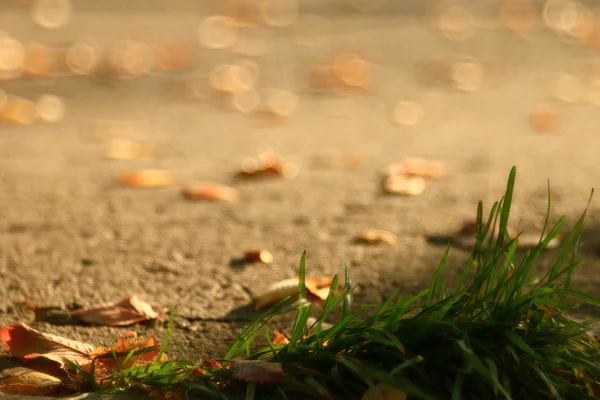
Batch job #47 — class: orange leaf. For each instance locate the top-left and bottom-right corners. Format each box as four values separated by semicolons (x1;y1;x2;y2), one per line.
0;367;62;396
0;323;93;366
72;296;161;326
231;360;286;383
84;335;167;382
272;330;290;345
254;276;336;310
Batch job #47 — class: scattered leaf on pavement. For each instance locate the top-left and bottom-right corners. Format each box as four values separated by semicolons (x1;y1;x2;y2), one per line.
243;249;274;264
356;229;397;245
182;183;238;201
254;276;336;310
72;296;162;326
231;360;286;383
237;150;298;180
115;169;174;188
0;323;94;366
0;367;62;396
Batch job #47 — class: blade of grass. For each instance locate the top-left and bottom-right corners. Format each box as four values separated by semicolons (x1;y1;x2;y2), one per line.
343;263;351;318
156;306;176;363
426;243;450;306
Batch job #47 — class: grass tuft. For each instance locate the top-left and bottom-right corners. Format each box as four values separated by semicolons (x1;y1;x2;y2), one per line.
86;166;600;399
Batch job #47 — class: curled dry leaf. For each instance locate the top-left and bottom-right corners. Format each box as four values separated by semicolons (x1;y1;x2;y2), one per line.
231;360;286;383
362;383;407;400
72;296;162;327
182;183;238;202
0;367;62;396
0;323;94;366
237;150;298;180
115;169;174;188
356;229;397;245
272;330;290;345
244;249;274;264
254;276;335;310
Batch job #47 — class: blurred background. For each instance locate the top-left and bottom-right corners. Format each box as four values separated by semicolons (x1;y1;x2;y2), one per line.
1;0;600;357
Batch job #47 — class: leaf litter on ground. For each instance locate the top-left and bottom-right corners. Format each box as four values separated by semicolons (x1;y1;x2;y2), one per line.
72;296;163;327
2;166;600;399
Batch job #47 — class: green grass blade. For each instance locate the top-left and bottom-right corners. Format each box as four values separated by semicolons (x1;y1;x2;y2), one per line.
427;243;450;305
288;250;311;349
343;263;351;318
245;382;256;400
156;306;176;363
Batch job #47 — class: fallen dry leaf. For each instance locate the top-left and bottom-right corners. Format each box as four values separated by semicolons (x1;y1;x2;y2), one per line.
237;150;298;180
362;383;407;400
0;323;94;366
231;360;286;383
72;296;161;327
85;335;167;382
0;367;62;396
243;249;274;264
115;169;174;188
356;229;397;245
271;330;290;345
182;183;238;201
254;276;336;310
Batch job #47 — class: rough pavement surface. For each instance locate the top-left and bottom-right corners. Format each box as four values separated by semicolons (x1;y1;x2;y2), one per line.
1;0;600;373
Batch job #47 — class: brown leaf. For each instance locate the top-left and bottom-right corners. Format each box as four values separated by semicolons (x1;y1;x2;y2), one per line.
254;276;336;310
231;360;286;383
0;367;62;396
182;183;238;201
72;296;161;326
236;151;298;180
114;169;174;188
85;335;167;383
271;330;290;345
0;323;93;366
